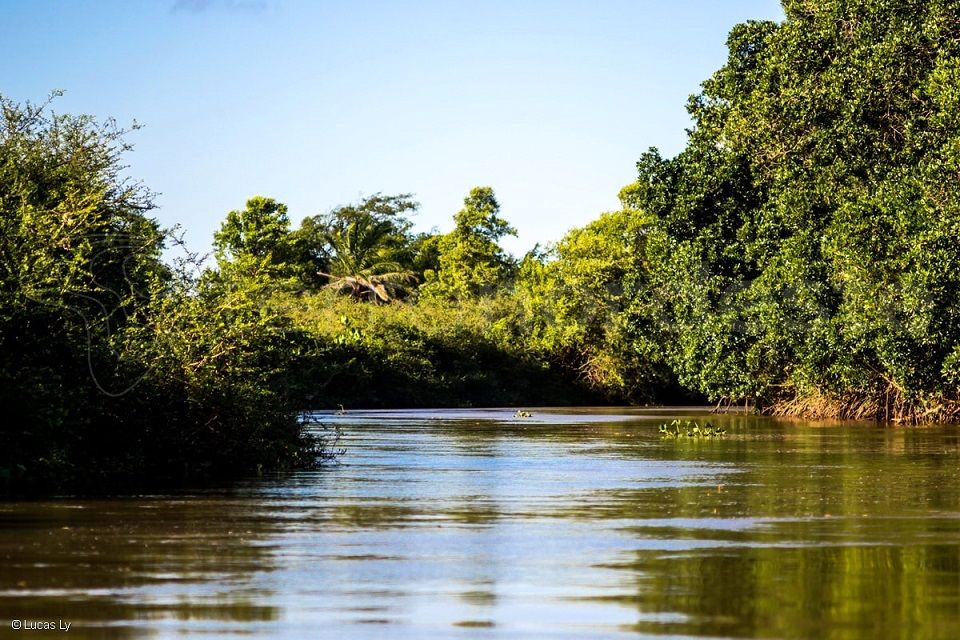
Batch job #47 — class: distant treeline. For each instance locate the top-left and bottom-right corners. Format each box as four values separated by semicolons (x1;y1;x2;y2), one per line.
4;0;960;491
207;186;681;411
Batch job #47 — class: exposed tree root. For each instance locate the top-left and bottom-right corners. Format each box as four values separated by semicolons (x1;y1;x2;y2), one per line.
764;383;960;424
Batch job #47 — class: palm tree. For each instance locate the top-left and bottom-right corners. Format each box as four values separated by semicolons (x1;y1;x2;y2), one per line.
319;214;416;303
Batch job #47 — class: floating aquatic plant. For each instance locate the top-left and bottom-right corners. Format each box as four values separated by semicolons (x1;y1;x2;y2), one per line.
658;419;726;439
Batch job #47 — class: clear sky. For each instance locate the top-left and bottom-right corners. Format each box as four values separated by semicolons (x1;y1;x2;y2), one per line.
1;0;784;257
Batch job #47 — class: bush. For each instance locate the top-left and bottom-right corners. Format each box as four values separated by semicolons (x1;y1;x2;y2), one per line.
279;291;606;408
0;94;322;493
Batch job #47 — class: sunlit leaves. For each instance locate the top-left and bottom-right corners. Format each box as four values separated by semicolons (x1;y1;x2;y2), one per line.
422;187;517;301
633;0;960;420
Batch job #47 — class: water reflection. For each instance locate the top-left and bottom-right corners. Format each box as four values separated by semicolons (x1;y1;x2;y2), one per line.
2;408;960;638
0;498;281;638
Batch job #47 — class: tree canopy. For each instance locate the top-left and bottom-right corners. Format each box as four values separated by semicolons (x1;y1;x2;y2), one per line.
633;0;960;421
423;186;517;300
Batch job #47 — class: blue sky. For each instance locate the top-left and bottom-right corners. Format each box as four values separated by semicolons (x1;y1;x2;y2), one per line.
1;0;784;257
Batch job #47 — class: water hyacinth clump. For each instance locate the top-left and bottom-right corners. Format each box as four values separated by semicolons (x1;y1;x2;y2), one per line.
658;420;726;439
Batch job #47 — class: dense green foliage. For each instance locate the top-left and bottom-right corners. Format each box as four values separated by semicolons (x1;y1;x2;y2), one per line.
0;94;323;492
517;190;672;402
634;0;960;421
204;181;687;409
206;185;647;408
281;292;600;408
422;187;518;300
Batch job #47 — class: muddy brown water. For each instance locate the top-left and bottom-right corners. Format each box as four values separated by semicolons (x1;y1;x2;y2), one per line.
2;407;960;638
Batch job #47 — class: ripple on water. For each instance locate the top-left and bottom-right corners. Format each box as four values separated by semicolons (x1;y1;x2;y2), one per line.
3;408;960;639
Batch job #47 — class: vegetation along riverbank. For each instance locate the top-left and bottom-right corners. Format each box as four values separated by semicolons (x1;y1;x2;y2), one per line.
4;0;960;492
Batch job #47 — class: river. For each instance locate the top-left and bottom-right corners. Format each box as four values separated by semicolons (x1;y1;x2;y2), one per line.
2;408;960;638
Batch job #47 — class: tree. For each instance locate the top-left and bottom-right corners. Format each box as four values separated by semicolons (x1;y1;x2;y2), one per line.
320;213;416;303
0;92;167;483
213;196;300;278
516;185;668;400
423;186;517;300
296;193;421;302
632;0;960;421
